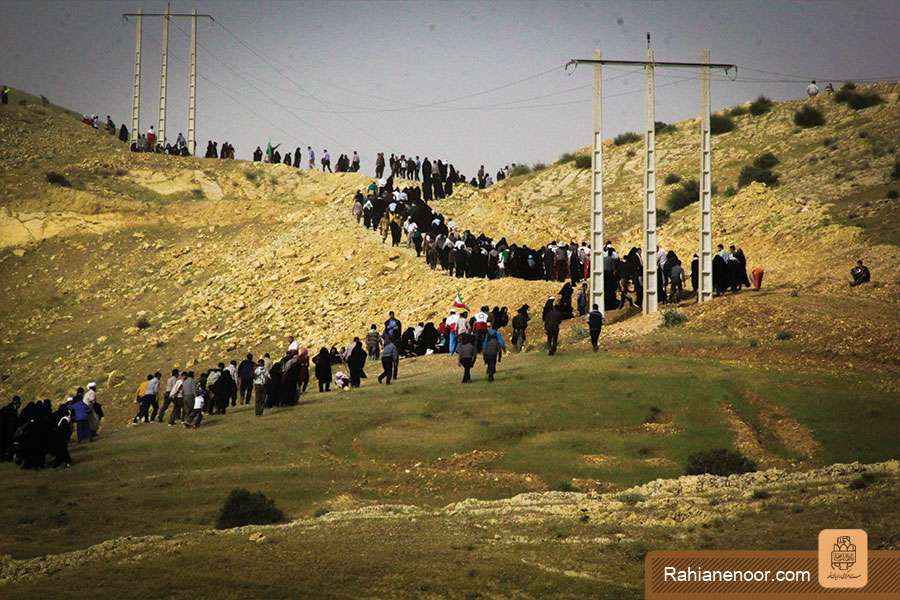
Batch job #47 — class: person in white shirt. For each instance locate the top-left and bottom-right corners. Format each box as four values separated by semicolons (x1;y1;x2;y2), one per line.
252;359;270;416
287;336;299;354
806;80;819;97
187;392;205;428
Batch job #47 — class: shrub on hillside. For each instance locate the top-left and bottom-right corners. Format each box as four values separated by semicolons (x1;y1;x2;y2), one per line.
216;488;285;529
573;155;591;169
752;152;779;170
888;190;898;199
666;178;700;211
656;207;670;225
710;113;735;135
244;170;259;182
532;162;547;172
738;164;779;188
664;173;682;185
748;96;773;116
794;105;825;128
723;185;736;197
847;91;883;110
662;309;688;327
509;164;531;177
614;131;641;146
686;449;756;476
557;152;576;164
46;171;72;187
728;105;749;117
654;121;676;134
135;317;151;330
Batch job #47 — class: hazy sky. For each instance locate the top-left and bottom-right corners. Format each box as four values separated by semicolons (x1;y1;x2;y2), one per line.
2;0;898;175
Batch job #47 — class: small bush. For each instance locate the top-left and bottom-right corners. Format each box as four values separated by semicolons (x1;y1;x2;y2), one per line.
848;472;876;490
666;178;700;211
738;165;779;188
655;121;676;134
823;137;836;147
313;507;330;518
244;170;259;182
135;317;151;330
748;96;773;116
835;84;882;110
557;152;576;164
46;171;72;187
794;105;825;128
664;173;682;185
626;149;636;158
553;480;574;492
215;488;285;529
531;162;547;172
191;188;204;199
775;330;793;341
729;105;749;117
619;541;649;562
751;489;771;500
753;152;780;170
891;161;900;180
858;130;869;139
686;449;756;476
748;339;759;348
509;164;531;177
662;309;689;327
614;131;641;146
573;155;592;169
618;492;645;506
887;190;898;199
723;185;736;197
710;113;735;135
656;207;670;225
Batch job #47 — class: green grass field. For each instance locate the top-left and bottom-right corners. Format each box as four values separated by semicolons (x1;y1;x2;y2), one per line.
1;350;897;560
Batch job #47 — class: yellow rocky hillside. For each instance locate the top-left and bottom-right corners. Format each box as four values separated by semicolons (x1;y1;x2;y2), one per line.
0;93;557;407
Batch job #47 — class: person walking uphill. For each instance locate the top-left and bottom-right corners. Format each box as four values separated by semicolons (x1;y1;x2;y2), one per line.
238;353;255;405
377;337;399;385
365;324;381;362
457;333;477;383
482;325;506;382
544;302;563;356
511;305;529;352
313;347;332;392
588;304;603;351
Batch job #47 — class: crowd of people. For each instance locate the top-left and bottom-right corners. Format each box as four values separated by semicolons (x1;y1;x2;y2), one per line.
0;383;103;470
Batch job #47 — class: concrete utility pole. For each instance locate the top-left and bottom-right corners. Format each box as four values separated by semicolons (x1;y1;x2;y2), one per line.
130;9;142;144
123;9;212;156
642;47;658;315
566;52;735;313
698;48;713;303
157;3;170;146
188;8;198;156
590;49;605;315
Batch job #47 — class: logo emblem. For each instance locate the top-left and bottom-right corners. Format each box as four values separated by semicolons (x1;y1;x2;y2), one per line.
819;529;868;588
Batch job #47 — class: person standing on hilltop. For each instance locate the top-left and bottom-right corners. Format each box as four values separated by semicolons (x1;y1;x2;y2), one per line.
293;147;302;168
1;85;9;105
322;149;332;172
352;151;360;172
376;152;385;178
806;80;819;97
118;123;129;143
253;146;263;161
307;146;315;169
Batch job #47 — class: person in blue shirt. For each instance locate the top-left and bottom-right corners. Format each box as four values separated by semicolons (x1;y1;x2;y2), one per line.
481;324;506;382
